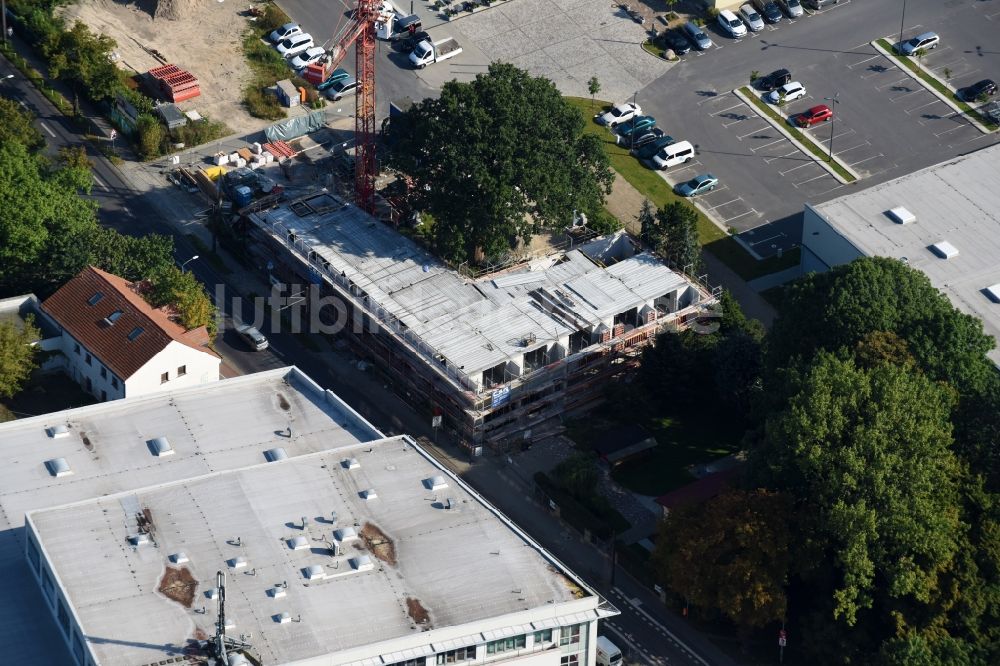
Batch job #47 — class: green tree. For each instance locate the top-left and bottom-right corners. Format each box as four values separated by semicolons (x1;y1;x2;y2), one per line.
0;316;41;399
388;63;614;264
0;97;44;152
136;113;165;160
637;198;655;238
767;257;995;396
553;452;599;499
652;489;791;640
147;265;218;335
649;201;701;272
86;227;174;282
713;330;763;412
45;21;120;111
587;76;601;110
58;146;93;171
752;354;964;630
0;142;98;296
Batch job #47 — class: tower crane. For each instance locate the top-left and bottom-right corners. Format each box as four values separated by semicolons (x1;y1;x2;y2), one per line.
323;0;393;215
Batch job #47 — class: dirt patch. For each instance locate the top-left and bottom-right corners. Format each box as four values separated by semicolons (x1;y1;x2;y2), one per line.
406;597;430;626
58;0;269;135
159;566;198;608
360;522;397;566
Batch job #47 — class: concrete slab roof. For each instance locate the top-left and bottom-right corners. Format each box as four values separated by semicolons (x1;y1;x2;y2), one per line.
28;437;606;666
810;143;1000;365
0;367;383;664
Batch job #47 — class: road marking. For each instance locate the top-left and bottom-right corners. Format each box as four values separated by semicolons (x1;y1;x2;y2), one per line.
709;102;745;116
834;143;868;155
848;154;884;167
40;122;56;138
751;137;786;152
703;197;741;211
763;151;802;164
847;55;880;69
935;124;968;137
737;126;770;139
795;173;828;187
722;116;748;127
92;174;107;190
613;588;711;666
122;206;135;218
831;128;856;140
814;183;847;197
721;209;758;223
779;162;812;175
905;99;941;114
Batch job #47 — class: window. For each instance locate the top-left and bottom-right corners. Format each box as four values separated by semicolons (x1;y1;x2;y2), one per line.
177;365;187;377
87;292;103;306
105;309;123;325
127;326;144;341
73;343;80;355
387;659;425;666
533;630;552;644
111;377;118;390
85;353;92;366
100;367;106;379
560;625;581;646
160;372;169;384
560;656;579;666
100;390;107;401
487;635;526;654
41;567;55;603
436;646;477;665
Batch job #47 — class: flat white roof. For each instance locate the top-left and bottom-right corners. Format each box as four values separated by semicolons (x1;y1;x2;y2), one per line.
253;197;698;380
0;367;383;664
29;437;607;666
810;143;1000;365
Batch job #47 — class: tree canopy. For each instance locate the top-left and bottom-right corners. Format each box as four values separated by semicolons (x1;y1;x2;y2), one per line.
0;98;44;152
0;316;41;399
44;21;121;107
388;63;614;264
147;266;218;335
641;201;701;273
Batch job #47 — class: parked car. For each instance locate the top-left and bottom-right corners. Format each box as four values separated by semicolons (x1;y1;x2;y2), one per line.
757;68;792;92
766;81;807;104
662;29;691;56
236;324;269;351
683;21;713;50
325;77;360;101
597;102;642;127
615;116;658;145
898;31;940;56
289;46;326;71
632;134;675;159
317;67;351;91
718;9;747;38
960;79;997;102
803;0;838;9
674;173;719;197
269;22;302;44
752;0;783;23
777;0;803;17
649;140;695;170
625;128;665;151
796;104;833;127
739;4;765;31
276;33;314;58
983;100;1000;123
399;30;431;53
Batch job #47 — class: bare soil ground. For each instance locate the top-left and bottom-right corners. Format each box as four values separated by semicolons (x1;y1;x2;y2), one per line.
58;0;269;135
158;566;198;607
406;597;430;626
360;521;397;566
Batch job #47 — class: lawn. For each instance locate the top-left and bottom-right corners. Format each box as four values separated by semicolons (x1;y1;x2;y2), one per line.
875;39;999;131
565;405;745;497
567;96;802;281
739;87;857;183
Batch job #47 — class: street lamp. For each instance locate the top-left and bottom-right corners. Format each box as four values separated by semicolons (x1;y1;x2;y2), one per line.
897;0;908;54
824;94;840;162
180;255;200;272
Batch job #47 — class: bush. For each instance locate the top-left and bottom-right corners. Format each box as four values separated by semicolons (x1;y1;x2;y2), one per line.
242;85;286;120
170;118;231;148
136;113;165;160
258;3;292;35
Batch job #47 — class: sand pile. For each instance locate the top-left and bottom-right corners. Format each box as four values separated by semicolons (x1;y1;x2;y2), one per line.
154;0;202;21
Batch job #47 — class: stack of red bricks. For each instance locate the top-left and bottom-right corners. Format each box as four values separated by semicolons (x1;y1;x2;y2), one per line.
262;141;297;161
148;64;201;103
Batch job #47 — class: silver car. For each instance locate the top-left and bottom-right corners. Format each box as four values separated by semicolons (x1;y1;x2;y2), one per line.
683;21;713;50
739;4;765;31
777;0;803;17
236;324;269;351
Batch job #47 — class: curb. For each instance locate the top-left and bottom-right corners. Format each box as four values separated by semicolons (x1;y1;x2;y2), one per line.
870;39;994;135
732;87;859;185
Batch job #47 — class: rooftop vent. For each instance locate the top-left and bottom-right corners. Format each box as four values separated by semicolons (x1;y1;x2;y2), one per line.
127;326;144;342
128;533;151;547
269;586;287;599
46;424;70;439
274;612;293;624
350;554;374;572
170;552;189;564
985;284;1000;303
87;292;104;306
334;526;358;542
147;437;174;457
45;458;72;477
264;447;288;462
303;564;326;580
930;241;959;260
887;206;916;225
360;488;378;500
104;309;123;326
287;536;309;551
423;475;448;491
205;588;219;599
228;556;248;570
342;457;360;470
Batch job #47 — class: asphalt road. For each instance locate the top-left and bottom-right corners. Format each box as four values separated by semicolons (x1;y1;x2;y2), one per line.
2;46;733;666
639;0;1000;254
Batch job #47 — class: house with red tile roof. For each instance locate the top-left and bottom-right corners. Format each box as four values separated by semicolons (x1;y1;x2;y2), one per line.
40;266;220;401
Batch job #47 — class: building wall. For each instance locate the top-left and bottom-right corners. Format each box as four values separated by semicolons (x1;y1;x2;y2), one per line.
800;203;866;273
60;331;126;402
125;341;220;398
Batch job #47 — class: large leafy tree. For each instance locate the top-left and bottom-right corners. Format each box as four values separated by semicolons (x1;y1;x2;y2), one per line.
389;63;613;263
0;98;44;152
641;201;701;273
86;227;174;282
45;21;120;110
147;265;217;335
0;316;41;399
751;355;965;641
652;489;792;638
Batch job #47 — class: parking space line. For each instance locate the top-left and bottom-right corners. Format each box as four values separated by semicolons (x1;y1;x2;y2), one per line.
847;55;880;69
904;99;942;115
794;174;828;187
877;77;914;92
764;150;801;164
831;129;856;140
834;143;868;155
935;124;968;138
703;197;741;211
710;103;746;116
847;154;884;167
737;126;771;139
722;117;749;127
721;209;759;223
779;163;812;176
750;138;786;152
814;183;846;197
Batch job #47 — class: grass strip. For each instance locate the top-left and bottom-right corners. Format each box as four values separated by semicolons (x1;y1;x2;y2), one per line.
641;40;663;58
739;87;856;182
566;96;801;280
875;39;998;131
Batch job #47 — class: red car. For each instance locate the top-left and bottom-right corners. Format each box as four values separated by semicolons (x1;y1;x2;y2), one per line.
796;104;833;127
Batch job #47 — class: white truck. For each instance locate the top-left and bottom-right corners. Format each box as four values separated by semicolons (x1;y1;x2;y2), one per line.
596;636;623;666
409;38;462;69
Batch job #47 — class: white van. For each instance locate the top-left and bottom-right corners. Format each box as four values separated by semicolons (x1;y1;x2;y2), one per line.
649;140;695;170
596;636;623;666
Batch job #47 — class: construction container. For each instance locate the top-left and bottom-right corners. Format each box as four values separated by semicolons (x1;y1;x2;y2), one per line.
303;62;329;86
275;79;300;108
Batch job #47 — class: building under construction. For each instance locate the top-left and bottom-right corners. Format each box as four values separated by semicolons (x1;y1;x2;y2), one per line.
246;191;717;448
